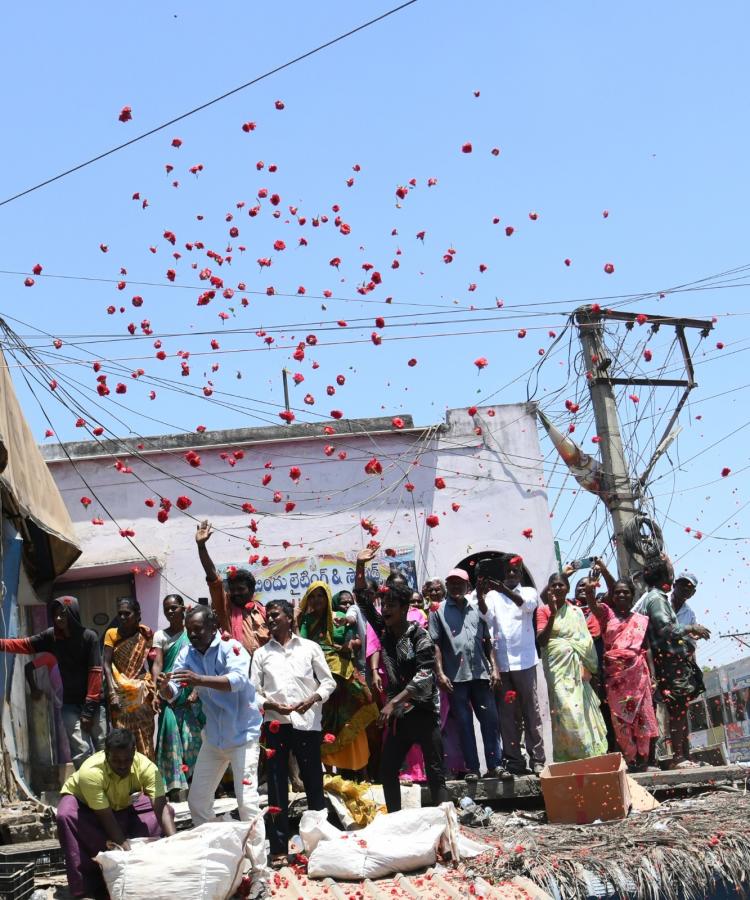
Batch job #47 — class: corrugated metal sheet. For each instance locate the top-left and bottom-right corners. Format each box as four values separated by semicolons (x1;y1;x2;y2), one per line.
270;866;552;899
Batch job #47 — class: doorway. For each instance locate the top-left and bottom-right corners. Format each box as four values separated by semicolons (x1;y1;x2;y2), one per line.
53;575;135;638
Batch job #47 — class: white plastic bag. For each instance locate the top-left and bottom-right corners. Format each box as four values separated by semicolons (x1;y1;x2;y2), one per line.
95;821;253;899
304;803;487;880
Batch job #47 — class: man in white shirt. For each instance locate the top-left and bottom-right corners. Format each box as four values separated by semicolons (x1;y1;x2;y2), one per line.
671;572;698;628
250;598;336;863
477;557;546;776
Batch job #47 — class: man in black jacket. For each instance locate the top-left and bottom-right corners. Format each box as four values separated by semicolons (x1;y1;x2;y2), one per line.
354;548;448;812
639;556;710;767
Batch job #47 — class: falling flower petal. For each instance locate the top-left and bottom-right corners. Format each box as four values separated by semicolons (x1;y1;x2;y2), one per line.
364;457;383;476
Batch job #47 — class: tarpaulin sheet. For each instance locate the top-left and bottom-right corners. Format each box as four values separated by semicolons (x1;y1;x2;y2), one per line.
0;352;80;581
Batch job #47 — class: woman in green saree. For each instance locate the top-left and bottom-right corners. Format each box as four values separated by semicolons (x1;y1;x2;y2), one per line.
298;581;378;772
537;573;608;762
151;595;205;795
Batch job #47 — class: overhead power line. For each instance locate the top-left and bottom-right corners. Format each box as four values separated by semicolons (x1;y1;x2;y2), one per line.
0;0;419;209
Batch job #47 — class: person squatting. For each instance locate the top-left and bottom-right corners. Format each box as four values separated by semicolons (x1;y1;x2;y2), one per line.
0;521;710;898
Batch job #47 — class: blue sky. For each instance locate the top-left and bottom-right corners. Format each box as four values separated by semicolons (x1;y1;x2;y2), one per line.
2;1;750;666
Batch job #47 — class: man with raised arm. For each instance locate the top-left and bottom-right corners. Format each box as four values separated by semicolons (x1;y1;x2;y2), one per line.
353;547;449;812
195;519;268;656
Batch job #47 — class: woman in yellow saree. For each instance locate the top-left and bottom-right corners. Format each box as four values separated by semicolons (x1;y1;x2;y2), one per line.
103;597;156;760
298;581;378;772
537;573;608;762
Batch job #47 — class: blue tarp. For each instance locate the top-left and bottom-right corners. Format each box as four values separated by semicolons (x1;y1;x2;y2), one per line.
0;522;23;702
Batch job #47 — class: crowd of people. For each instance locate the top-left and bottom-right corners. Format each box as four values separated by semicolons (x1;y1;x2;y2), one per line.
0;520;712;899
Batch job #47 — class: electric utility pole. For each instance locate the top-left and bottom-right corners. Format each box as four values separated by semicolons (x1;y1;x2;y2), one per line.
574;306;713;580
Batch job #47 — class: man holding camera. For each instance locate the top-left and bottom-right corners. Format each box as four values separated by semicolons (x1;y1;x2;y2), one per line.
476;556;546;776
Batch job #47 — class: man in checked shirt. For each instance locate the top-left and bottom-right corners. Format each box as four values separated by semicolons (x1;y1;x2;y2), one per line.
354;547;448;812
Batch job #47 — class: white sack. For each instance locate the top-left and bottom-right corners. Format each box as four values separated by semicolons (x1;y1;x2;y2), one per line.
299;808;341;853
304;803;487;880
95;821;254;900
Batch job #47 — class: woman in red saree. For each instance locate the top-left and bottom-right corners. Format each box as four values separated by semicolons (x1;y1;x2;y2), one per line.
588;564;658;769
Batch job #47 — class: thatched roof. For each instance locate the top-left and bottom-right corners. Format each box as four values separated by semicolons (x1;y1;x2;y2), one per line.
467;791;750;899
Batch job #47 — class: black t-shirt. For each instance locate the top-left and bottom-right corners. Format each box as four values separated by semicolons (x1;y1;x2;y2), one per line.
30;627;101;706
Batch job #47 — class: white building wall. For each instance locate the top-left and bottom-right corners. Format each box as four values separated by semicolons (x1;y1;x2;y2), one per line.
44;402;557;633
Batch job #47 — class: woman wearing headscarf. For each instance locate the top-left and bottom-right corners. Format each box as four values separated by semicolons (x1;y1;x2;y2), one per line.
409;592;428;627
537;573;608;761
151;595;205;795
0;595;104;769
298;581;378;772
103;598;156;760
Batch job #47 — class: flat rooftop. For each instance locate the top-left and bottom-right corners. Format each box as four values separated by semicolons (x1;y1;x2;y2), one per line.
40;413;420;462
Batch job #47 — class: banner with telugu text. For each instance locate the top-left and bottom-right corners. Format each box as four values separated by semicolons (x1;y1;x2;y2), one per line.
218;548;417;604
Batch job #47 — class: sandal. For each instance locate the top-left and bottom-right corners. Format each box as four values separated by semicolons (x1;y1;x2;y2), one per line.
270;854;289;869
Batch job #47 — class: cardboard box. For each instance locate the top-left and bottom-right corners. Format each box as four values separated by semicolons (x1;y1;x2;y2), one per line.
539;752;631;824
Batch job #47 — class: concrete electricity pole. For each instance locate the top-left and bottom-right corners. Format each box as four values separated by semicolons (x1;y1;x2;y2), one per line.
574;306;713;580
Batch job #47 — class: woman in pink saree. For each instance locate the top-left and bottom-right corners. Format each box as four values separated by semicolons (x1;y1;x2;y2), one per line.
588;564;658;769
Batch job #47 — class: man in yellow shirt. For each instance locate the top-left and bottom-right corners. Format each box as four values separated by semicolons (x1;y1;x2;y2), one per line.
57;728;175;898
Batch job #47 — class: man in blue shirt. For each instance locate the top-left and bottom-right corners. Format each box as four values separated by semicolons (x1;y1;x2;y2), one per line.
429;568;504;781
157;606;268;897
